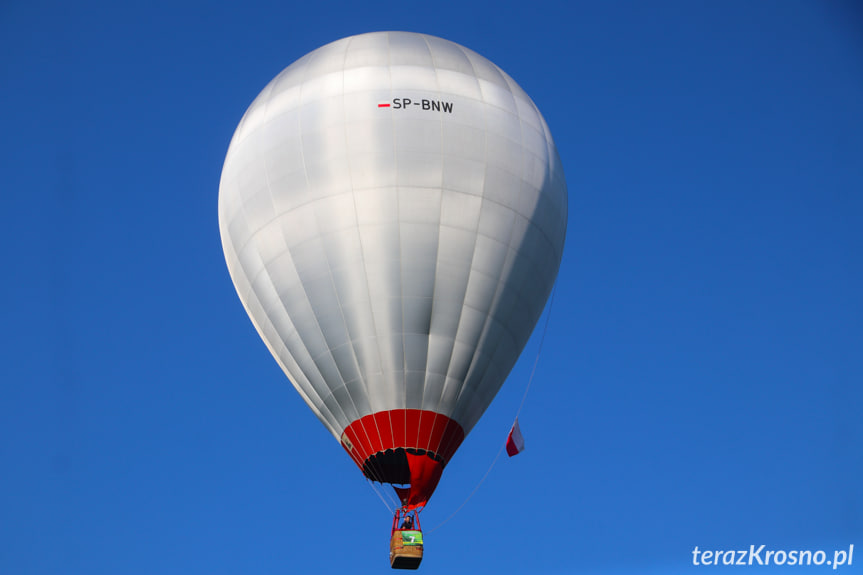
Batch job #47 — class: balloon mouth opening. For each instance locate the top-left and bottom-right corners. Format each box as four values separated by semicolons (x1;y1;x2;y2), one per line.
362;448;444;484
340;409;465;507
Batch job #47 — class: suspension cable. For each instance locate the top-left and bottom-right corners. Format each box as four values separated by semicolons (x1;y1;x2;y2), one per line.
516;284;557;417
427;439;506;533
366;477;401;513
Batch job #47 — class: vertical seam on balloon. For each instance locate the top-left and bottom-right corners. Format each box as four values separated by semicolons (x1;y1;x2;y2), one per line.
310;34;369;433
347;32;393;457
426;411;439;453
447;52;529;427
340;54;391;442
382;32;411;449
456;98;562;419
388;32;411;445
347;48;391;461
384;31;399;452
349;224;385;459
449;82;518;426
430;43;487;418
289;49;353;434
452;239;514;426
232;67;342;437
469;221;545;429
417;33;444;415
256;63;317;423
446;44;498;409
454;72;533;426
338;34;376;424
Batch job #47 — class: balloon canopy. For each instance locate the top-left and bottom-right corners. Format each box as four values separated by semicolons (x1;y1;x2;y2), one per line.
219;31;567;509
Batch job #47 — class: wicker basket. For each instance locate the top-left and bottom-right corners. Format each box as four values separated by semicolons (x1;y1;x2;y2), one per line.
389;530;423;569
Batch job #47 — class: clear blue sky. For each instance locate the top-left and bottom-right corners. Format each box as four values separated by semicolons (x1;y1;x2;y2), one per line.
1;1;861;573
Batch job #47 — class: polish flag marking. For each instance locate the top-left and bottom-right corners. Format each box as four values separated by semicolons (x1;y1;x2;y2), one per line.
506;418;525;457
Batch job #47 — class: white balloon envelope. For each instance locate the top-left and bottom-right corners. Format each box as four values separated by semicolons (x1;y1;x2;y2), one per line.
219;31;567;508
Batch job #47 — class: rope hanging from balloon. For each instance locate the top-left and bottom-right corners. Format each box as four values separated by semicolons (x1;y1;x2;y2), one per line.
367;478;399;513
426;283;558;534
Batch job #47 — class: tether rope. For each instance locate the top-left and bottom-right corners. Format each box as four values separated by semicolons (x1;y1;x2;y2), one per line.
426;284;558;534
366;478;401;514
367;478;398;513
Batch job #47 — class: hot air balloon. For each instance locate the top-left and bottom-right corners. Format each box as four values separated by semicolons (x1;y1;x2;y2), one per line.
218;31;566;568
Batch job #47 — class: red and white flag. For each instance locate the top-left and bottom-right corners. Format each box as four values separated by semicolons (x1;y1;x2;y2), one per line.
505;418;525;457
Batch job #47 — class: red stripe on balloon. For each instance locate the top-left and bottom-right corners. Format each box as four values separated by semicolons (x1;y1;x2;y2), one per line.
392;409;407;448
374;411;394;450
341;409;465;465
427;413;448;455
